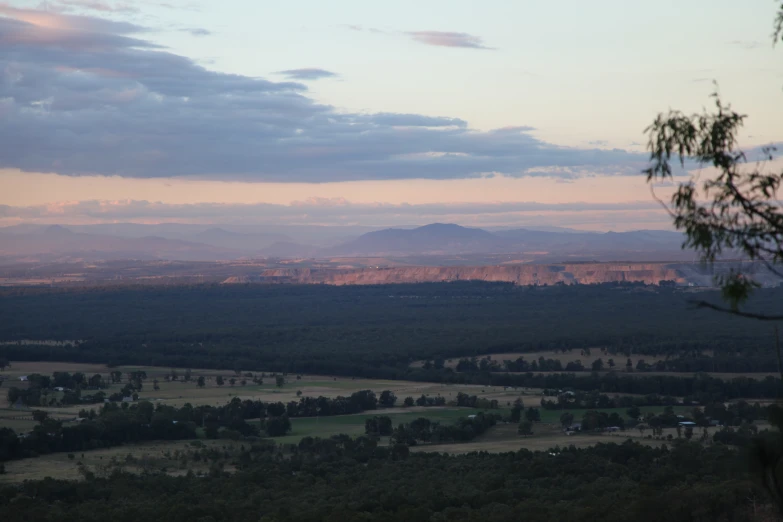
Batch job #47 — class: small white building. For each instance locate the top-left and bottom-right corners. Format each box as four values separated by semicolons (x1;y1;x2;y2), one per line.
19;376;27;381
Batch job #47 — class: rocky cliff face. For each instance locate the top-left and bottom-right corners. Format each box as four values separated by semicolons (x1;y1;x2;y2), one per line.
223;263;689;286
221;262;783;287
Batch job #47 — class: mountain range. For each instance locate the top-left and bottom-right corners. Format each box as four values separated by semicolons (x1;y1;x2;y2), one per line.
0;222;693;264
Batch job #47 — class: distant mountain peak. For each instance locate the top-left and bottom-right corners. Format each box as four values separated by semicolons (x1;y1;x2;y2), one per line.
418;222;463;229
42;225;73;236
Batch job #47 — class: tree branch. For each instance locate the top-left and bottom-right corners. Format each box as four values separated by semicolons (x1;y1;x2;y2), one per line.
688;300;783;321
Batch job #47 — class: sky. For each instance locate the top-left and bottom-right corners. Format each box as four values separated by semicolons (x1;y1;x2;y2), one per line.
0;0;781;231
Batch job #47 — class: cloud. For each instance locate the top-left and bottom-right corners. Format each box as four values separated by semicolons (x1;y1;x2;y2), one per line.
587;140;608;146
0;7;645;182
0;4;145;34
38;0;140;13
339;24;388;34
366;113;466;128
0;199;666;225
729;40;764;50
406;31;494;49
184;27;210;37
275;68;338;80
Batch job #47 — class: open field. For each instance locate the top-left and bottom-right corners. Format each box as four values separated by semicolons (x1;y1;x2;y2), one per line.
0;407;78;432
0;361;543;428
410;423;646;454
276;404;694;445
502;370;783;381
409;422;730;455
0;439;240;483
0;397;741;484
613;371;781;380
537;405;691;424
272;407;495;444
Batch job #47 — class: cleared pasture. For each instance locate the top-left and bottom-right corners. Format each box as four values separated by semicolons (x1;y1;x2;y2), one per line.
537;405;691;424
410;421;729;455
0;439;240;483
0;361;540;428
272;406;493;444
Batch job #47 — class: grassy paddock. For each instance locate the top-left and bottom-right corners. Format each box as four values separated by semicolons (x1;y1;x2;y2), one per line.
410;420;728;455
0;439;240;483
271;407;495;444
538;405;692;424
0;361;542;429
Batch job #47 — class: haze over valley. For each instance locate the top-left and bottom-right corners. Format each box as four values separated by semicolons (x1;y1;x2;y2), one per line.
1;2;783;520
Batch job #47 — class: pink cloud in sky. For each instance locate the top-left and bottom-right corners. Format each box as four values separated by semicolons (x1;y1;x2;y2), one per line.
406;31;494;49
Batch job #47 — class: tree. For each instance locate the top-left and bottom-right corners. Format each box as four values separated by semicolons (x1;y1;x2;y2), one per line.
591;358;604;372
32;410;48;424
643;13;783;319
644;8;783;507
685;426;694;440
275;375;285;388
365;417;379;436
0;359;8;372
379;390;397;407
607;358;615;369
560;412;574;430
196;376;206;388
625;358;633;372
216;376;224;387
153;379;160;391
510;401;524;423
296;390;302;397
518;420;533;437
525;407;541;422
229;377;236;387
377;415;393;436
403;396;414;407
627;406;641;420
264;416;291;437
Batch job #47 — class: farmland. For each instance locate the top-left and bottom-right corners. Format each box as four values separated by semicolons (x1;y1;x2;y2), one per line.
0;361;541;414
0;439;241;483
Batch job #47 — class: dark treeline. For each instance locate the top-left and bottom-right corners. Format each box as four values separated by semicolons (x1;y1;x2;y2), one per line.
390;412;499;446
539;390;681;410
363;413;500;445
0;437;767;522
2;282;782;375
458;353;783;374
429;370;783;403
